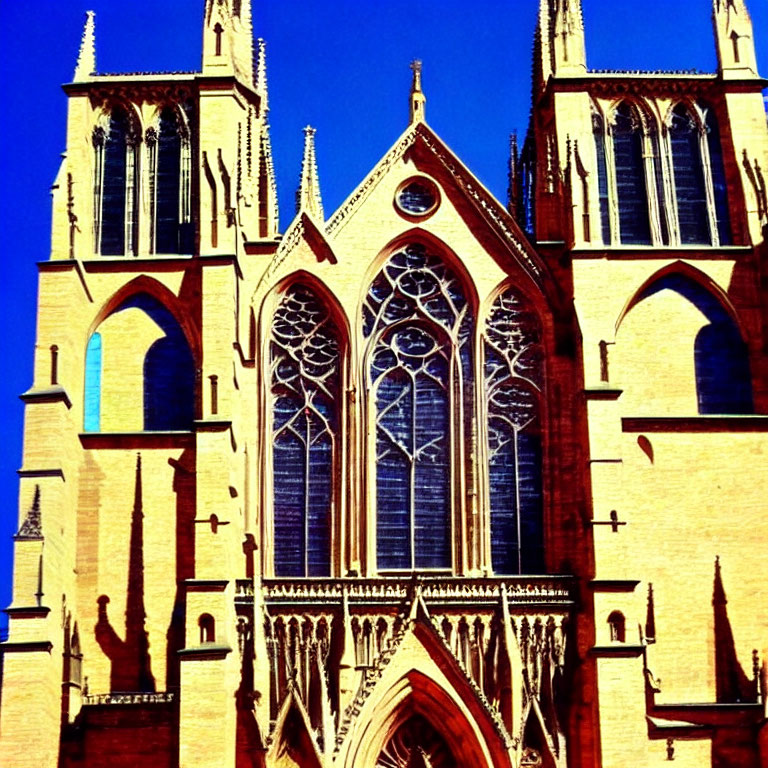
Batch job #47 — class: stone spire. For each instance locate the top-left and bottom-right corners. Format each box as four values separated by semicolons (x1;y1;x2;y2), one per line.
296;126;324;221
409;59;426;124
507;131;519;217
202;0;254;86
712;0;759;79
256;38;269;114
536;0;586;89
73;11;96;82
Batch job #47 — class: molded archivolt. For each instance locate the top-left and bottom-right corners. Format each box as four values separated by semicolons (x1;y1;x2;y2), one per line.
614;266;753;415
84;291;196;432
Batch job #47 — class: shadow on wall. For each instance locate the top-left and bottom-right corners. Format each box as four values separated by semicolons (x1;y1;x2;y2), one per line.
94;454;155;692
637;274;753;414
85;293;195;432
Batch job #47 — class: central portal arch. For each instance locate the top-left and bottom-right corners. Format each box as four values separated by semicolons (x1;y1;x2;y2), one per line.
376;714;456;768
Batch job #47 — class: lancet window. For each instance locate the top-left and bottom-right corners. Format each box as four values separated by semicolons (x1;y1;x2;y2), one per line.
592;99;732;247
484;288;544;574
363;244;473;571
147;107;193;254
93;106;139;256
271;284;340;577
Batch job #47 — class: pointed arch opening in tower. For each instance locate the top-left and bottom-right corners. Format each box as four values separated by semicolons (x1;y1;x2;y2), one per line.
270;283;341;577
364;243;474;572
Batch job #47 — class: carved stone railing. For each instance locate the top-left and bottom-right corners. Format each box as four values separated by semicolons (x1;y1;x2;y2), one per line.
236;575;575;609
82;691;176;706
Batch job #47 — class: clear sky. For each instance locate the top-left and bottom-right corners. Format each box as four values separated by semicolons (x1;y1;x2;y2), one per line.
0;0;766;633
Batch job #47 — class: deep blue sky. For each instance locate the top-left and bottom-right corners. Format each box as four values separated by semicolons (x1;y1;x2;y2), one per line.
0;0;766;631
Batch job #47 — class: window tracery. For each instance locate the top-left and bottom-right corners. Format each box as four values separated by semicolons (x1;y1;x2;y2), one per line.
484;288;544;574
364;244;473;571
271;284;340;577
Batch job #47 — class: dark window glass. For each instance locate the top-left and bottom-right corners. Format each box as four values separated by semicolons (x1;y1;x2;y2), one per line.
593;113;611;245
271;285;339;577
365;244;473;571
613;103;652;245
156;108;182;253
705;108;732;245
485;289;544;574
670;106;710;245
100;108;128;255
397;180;437;215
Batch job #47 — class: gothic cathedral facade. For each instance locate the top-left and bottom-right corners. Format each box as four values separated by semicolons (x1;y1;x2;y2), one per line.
1;1;767;767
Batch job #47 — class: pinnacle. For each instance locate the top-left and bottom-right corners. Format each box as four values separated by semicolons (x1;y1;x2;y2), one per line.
74;10;96;81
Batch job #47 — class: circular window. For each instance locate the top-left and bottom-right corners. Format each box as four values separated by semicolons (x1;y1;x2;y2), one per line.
395;177;439;218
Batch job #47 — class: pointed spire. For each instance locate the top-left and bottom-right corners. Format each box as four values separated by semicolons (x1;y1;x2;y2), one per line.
536;0;586;88
256;38;269;114
712;0;758;79
74;11;96;81
202;0;254;86
296;126;324;221
409;59;426;124
507;131;519;216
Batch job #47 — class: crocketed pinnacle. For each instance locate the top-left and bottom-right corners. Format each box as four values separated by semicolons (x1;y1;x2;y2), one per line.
74;11;96;81
296;126;324;221
256;38;269;114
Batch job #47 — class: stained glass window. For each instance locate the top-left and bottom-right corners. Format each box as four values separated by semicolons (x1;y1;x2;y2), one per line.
98;107;137;256
612;103;652;245
705;107;731;246
485;288;544;574
592;111;611;246
670;105;710;245
271;285;340;577
364;244;473;571
396;180;437;215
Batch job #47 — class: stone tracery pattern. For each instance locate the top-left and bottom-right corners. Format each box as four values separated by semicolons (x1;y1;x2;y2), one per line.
485;289;544;574
364;244;474;570
271;284;340;576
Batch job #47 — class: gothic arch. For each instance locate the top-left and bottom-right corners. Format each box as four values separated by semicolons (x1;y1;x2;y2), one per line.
258;273;349;578
87;275;200;363
342;669;511;768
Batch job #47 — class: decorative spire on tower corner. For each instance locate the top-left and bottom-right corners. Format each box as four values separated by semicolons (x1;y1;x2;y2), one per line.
296;126;324;221
74;10;96;81
409;59;426;124
507;131;519;217
712;0;758;78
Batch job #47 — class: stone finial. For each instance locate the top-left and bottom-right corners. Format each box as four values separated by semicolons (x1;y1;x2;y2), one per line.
74;11;96;81
296;126;324;221
409;59;426;124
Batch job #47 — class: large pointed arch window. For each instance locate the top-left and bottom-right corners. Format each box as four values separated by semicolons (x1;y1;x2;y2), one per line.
148;106;193;254
484;288;544;574
93;106;139;256
364;244;473;572
271;285;340;577
592;109;611;245
612;102;652;245
704;106;732;245
669;105;710;245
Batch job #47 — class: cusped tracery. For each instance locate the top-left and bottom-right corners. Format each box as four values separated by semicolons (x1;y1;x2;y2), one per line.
271;284;340;577
484;288;544;574
365;244;473;571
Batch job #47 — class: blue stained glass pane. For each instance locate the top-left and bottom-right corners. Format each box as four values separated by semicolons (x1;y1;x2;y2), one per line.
593;116;611;245
156;108;181;254
274;429;306;577
376;372;413;570
84;333;102;432
705;109;731;245
307;433;332;576
613;104;651;245
101;109;128;256
670;107;710;245
413;374;450;568
518;430;544;574
489;418;518;575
